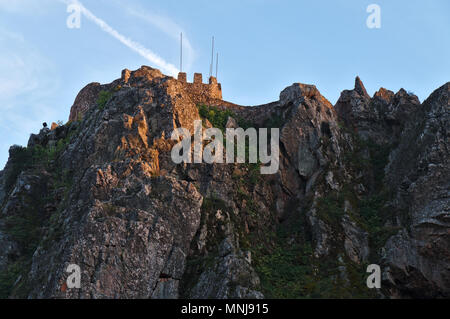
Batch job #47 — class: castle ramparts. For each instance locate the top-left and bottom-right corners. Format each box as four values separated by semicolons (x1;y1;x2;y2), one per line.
177;72;223;101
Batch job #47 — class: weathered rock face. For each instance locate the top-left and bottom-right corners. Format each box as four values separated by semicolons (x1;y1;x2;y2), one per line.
341;214;369;264
29;174;203;299
335;80;449;298
0;66;448;299
68;82;103;123
189;235;263;299
381;83;450;298
335;78;421;145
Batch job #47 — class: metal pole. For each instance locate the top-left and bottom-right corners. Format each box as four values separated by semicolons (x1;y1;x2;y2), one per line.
180;32;183;72
210;36;214;78
216;53;219;79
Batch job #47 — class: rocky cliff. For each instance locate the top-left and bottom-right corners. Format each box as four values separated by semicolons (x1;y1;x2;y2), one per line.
0;66;448;299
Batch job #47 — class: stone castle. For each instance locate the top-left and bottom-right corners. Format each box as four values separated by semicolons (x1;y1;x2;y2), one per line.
69;66;224;122
176;72;222;101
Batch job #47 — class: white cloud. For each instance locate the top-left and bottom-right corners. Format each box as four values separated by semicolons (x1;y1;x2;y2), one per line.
0;25;61;169
1;0;190;76
61;0;180;76
0;27;59;109
122;4;196;72
0;28;24;42
0;0;55;14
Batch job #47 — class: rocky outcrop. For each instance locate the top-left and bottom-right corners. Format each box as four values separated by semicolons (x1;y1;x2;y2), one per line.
335;79;449;298
68;82;103;122
0;67;448;299
381;83;450;298
335;77;421;145
354;76;370;99
341;214;369;264
189;236;263;299
0;230;17;274
29;175;203;299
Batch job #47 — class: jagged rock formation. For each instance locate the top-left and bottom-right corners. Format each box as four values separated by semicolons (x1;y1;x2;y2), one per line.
335;80;449;298
0;66;448;299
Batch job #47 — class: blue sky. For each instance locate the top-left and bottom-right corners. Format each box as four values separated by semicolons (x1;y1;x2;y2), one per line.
0;0;449;169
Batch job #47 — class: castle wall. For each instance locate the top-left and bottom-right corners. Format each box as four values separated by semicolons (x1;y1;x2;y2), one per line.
177;72;223;103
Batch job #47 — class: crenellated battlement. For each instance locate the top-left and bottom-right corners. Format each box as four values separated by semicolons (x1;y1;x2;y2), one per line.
177;72;187;83
119;67;223;101
177;72;222;101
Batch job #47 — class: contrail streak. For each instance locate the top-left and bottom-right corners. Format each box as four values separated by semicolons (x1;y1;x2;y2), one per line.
124;6;195;72
62;0;179;76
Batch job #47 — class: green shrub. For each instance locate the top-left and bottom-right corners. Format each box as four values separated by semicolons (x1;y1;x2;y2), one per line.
4;147;33;193
316;193;345;226
254;243;315;298
201;195;228;213
197;104;234;131
197;104;255;132
365;140;391;189
358;191;399;259
263;113;284;129
4;211;41;255
97;90;113;110
0;260;27;299
32;139;68;168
